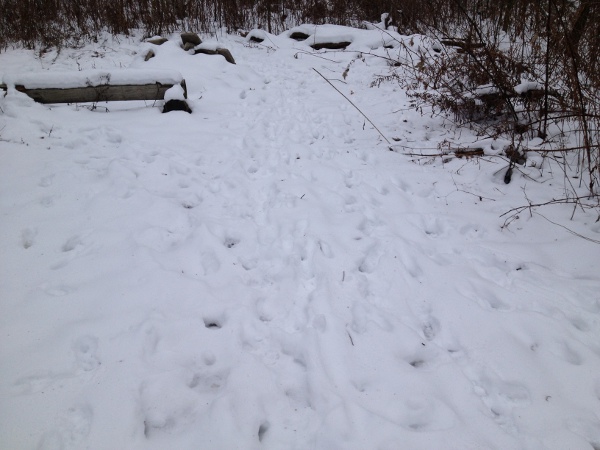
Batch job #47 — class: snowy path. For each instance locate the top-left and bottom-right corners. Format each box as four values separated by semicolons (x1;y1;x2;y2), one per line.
1;32;600;449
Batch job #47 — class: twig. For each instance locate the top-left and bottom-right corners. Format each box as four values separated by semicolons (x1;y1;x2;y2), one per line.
536;212;600;244
500;196;600;217
312;68;391;146
347;331;354;346
294;50;340;63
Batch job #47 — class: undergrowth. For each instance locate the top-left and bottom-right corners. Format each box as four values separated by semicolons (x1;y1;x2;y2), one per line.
372;0;599;212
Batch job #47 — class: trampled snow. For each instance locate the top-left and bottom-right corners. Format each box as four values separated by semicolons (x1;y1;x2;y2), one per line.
1;27;599;450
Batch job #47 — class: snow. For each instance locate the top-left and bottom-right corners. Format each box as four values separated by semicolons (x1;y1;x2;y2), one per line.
2;68;183;89
164;84;186;101
194;42;227;52
514;81;545;95
281;24;404;52
1;27;600;450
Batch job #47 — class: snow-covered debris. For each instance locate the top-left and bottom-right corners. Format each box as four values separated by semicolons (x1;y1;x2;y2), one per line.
246;29;268;42
514;81;545;95
164;83;186;101
3;69;184;89
284;24;402;50
194;42;227;52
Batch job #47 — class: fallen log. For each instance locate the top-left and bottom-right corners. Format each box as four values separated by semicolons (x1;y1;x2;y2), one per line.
454;147;484;158
194;47;236;64
1;69;187;104
441;39;485;51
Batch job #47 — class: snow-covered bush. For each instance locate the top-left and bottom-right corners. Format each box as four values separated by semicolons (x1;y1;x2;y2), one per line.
375;0;599;198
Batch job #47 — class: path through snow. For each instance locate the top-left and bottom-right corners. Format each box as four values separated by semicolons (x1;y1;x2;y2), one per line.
1;29;600;449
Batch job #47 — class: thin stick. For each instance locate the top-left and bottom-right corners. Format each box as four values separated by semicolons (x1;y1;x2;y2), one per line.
312;68;391;146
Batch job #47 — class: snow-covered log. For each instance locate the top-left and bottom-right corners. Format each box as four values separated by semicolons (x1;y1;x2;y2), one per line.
194;47;235;64
1;69;187;104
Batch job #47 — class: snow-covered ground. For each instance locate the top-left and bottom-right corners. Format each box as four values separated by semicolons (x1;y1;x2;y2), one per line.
1;27;600;450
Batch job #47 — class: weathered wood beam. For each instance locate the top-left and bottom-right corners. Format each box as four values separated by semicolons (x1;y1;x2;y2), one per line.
2;70;187;104
11;81;186;104
193;48;236;64
454;147;484;158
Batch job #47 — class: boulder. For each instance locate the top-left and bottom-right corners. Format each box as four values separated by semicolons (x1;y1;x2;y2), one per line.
146;37;168;45
144;49;155;61
289;31;310;41
163;99;192;114
181;32;201;47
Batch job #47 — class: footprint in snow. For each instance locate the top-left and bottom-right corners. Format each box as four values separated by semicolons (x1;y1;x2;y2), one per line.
187;369;229;393
73;335;101;372
358;245;384;274
38;404;93;450
62;235;83;252
258;421;270;442
21;228;37;249
548;340;584;366
201;250;221;275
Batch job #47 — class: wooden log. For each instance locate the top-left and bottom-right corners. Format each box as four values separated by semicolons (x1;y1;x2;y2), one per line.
194;48;236;64
13;82;186;104
2;70;187;104
454;147;484;158
441;39;485;51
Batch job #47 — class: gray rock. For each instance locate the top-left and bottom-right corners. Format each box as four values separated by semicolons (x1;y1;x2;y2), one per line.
181;32;201;46
146;37;168;45
163;99;192;114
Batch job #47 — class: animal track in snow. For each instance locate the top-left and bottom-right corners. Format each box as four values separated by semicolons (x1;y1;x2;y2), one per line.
38;404;93;450
73;335;101;372
62;235;83;252
223;237;240;248
187;369;228;393
203;313;227;329
21;228;37;249
258;421;270;442
548;340;583;366
358;245;384;274
201;250;221;275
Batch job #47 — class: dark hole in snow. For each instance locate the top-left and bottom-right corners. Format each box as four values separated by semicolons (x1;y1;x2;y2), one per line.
258;422;269;442
163;99;192;114
204;319;221;329
290;32;310;41
311;41;351;51
410;360;425;368
224;238;239;248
